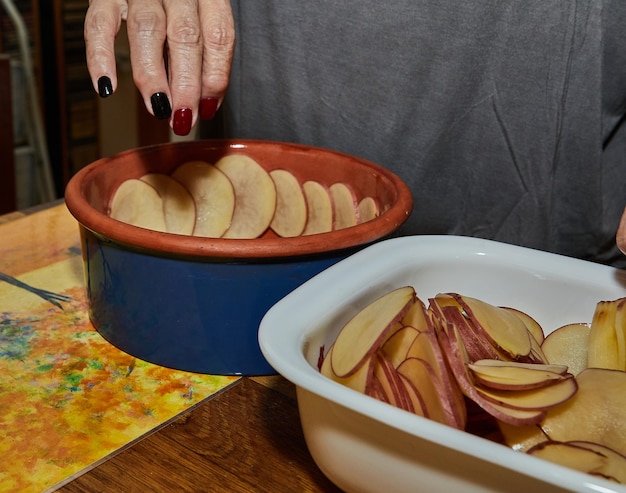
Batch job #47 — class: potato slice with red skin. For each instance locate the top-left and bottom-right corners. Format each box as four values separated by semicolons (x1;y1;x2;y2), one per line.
397;372;428;417
402;297;433;332
140;173;196;235
320;345;374;393
406;329;467;429
215;154;277;239
437;322;546;426
468;361;571;391
567;441;626;483
432;302;500;361
469;359;569;375
329;182;359;230
371;352;414;413
429;295;500;361
614;299;626;370
171;160;235;238
110;178;167;232
302;180;333;235
431;293;538;362
381;325;420;368
501;307;549;364
500;368;626;457
501;306;545;345
538;368;626;457
397;357;451;425
453;294;534;361
541;323;590;376
527;440;626;484
358;196;380;223
366;375;389;404
269;169;307;237
330;286;417;378
474;375;577;410
587;300;620;370
400;297;467;428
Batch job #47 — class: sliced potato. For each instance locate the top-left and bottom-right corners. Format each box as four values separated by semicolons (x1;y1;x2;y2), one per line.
587;300;620;370
501;306;545;345
541;323;590;376
397;357;448;422
430;298;501;361
567;441;626;483
269;169;307;237
497;421;548;453
110;178;167;232
527;440;626;483
437;323;546;426
454;294;533;361
215;154;277;239
380;325;420;368
329;182;359;230
140;173;196;235
358;196;380;223
320;345;373;393
469;359;569;375
401;297;433;331
330;286;416;378
302;180;333;235
614;299;626;370
371;352;413;412
468;361;570;391
406;329;467;429
319;287;626;481
397;373;428;417
474;375;577;411
171;160;235;238
538;368;626;457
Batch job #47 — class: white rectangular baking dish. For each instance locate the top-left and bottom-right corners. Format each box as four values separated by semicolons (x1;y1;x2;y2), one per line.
259;235;626;493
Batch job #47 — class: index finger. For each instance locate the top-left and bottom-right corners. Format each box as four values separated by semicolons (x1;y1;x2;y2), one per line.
84;0;128;97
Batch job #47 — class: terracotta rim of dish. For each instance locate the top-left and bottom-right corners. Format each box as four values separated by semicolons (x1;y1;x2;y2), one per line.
64;140;413;259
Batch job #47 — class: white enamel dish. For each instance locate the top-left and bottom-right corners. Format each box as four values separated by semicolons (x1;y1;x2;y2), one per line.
258;235;626;493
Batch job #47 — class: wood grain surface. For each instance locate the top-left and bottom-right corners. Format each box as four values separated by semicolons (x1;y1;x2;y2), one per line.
1;203;342;493
58;377;342;492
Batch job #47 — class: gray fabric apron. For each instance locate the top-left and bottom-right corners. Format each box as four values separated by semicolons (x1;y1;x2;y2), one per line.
218;1;626;267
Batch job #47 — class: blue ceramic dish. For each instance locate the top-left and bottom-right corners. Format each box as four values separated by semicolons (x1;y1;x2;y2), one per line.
64;140;413;375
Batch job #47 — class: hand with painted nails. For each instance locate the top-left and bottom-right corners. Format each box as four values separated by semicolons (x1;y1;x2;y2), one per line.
84;0;235;136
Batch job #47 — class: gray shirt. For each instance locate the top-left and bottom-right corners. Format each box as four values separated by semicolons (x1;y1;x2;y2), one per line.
219;1;626;267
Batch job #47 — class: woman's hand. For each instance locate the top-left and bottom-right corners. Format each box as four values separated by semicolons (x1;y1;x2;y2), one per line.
617;207;626;255
84;0;235;136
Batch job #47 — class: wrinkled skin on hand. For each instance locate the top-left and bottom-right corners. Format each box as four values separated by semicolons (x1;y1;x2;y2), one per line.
84;0;235;134
617;207;626;255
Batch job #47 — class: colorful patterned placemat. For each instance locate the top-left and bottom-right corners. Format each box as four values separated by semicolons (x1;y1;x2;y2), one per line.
0;204;240;492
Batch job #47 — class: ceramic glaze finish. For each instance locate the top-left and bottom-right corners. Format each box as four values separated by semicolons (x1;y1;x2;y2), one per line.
65;140;412;259
65;140;412;375
259;235;626;492
81;227;355;375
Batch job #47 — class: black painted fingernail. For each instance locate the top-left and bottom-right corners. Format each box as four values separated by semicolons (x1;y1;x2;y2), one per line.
150;92;172;120
97;76;113;98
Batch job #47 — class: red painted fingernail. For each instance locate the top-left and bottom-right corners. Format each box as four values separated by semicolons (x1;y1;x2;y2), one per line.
199;97;218;120
173;108;192;136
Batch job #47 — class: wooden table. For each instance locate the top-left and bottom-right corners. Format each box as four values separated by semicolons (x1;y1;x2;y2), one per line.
60;376;341;493
1;202;342;493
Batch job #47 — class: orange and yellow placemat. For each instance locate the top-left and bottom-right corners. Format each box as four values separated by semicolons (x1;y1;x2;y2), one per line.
0;203;239;492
